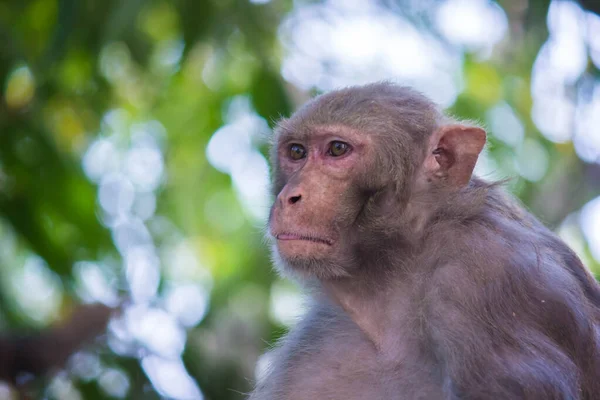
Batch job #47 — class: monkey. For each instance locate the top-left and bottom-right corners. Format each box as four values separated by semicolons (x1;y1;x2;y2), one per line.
249;82;600;399
0;303;112;386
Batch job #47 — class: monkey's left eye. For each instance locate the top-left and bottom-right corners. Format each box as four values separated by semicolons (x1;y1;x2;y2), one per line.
328;141;349;157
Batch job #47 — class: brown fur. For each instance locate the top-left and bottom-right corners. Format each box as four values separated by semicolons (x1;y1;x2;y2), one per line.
250;82;600;399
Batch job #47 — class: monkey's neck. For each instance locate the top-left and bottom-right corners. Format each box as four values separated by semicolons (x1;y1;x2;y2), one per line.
320;277;399;353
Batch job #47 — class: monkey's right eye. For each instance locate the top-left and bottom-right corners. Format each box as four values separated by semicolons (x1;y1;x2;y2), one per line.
289;144;307;160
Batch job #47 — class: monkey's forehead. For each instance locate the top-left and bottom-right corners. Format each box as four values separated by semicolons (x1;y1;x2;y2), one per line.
273;83;446;141
273;110;441;144
274;122;371;143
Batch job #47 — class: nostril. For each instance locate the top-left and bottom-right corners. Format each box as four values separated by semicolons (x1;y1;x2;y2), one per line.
288;195;302;204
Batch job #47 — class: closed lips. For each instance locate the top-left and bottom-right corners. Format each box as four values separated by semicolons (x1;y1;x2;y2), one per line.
276;232;333;245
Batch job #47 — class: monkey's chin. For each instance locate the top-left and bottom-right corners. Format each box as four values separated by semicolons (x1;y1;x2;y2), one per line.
273;242;349;279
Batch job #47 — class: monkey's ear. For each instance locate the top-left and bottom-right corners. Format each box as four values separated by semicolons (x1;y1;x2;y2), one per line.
424;124;486;187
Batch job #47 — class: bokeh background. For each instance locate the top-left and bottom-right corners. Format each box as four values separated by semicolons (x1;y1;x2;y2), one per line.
1;0;600;398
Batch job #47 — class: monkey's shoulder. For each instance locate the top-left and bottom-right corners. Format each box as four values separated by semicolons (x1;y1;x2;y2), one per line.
423;219;600;344
254;302;438;400
422;196;600;328
253;304;380;399
433;195;593;285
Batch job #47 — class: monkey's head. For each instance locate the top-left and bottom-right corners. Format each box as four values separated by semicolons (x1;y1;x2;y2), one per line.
268;82;486;280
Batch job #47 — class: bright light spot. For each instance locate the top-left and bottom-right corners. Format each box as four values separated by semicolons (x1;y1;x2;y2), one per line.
207;97;272;220
557;213;594;268
269;281;305;327
142;356;203;400
0;382;17;400
101;109;132;137
131;119;166;143
223;96;260;125
69;352;103;381
133;191;157;221
47;374;82;400
588;11;600;68
280;53;324;90
206;122;250;174
100;42;132;82
280;1;461;106
83;139;121;182
531;0;588;144
435;0;508;52
151;39;185;74
163;283;209;327
123;122;166;192
98;368;130;398
580;197;600;261
231;150;271;222
124;146;164;191
544;0;587;83
514;139;549;182
107;315;137;357
125;245;161;303
573;83;600;163
112;217;153;255
10;256;62;324
206;103;269;175
74;261;120;306
531;94;574;143
487;102;525;147
99;173;135;216
535;36;587;85
547;0;585;39
162;240;212;287
5;65;35;109
250;0;270;4
125;305;186;358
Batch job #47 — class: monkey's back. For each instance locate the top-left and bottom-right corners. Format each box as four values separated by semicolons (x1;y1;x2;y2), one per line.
416;183;600;399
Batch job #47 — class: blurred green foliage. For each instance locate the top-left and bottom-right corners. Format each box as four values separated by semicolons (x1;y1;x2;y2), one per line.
0;0;600;399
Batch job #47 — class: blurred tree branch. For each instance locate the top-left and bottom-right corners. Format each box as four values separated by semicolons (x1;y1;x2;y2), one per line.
0;304;112;384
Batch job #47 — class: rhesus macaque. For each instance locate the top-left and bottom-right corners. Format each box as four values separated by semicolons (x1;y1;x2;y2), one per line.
0;303;112;385
249;83;600;399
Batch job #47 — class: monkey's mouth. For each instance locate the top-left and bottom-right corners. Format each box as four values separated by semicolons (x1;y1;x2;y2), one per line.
275;232;333;246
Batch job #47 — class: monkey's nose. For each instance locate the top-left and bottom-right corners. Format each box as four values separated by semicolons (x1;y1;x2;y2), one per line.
288;194;302;205
277;185;303;207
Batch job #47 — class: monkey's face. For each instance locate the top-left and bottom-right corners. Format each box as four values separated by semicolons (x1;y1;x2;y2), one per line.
268;126;379;279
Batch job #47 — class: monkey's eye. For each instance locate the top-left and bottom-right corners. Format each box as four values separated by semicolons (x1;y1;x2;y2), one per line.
328;141;349;157
289;144;307;160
